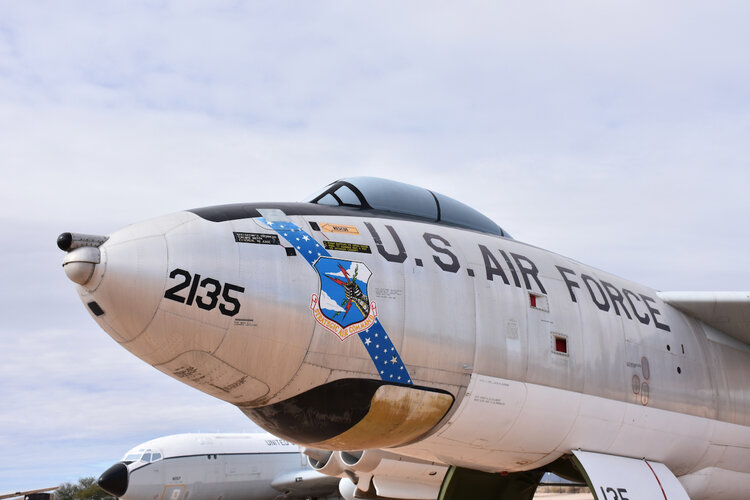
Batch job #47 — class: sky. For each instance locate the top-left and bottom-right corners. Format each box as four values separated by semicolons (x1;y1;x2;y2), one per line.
1;0;749;494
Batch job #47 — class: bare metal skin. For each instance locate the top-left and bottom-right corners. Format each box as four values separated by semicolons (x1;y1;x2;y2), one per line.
60;178;750;500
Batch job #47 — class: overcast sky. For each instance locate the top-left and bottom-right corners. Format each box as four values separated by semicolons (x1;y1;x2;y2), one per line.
1;0;749;494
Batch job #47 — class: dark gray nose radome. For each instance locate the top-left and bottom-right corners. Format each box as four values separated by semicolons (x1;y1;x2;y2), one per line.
98;462;129;497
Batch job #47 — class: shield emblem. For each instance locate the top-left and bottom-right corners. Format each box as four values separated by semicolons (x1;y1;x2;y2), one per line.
310;257;378;341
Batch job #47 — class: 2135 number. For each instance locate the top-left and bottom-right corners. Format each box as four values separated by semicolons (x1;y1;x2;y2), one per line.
164;268;245;317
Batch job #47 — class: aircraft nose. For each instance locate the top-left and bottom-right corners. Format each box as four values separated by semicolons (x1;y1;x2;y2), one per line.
58;226;169;343
98;462;129;497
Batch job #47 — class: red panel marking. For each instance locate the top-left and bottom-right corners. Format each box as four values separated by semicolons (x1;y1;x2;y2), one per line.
555;337;567;354
632;374;641;394
644;460;668;500
530;294;537;307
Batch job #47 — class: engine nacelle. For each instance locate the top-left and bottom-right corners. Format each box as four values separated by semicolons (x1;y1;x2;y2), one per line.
340;449;388;473
309;448;447;500
338;477;357;500
305;448;347;477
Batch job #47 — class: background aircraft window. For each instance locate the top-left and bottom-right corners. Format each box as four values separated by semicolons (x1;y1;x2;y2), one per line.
433;192;503;236
344;177;438;220
141;453;152;462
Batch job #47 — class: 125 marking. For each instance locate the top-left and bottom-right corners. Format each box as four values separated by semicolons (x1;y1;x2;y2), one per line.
164;268;245;317
599;487;629;500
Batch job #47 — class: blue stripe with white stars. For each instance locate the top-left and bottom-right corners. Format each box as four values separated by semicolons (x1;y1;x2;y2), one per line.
260;218;413;385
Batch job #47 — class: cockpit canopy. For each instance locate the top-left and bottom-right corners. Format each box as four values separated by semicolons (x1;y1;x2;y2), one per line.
305;177;510;237
122;448;163;463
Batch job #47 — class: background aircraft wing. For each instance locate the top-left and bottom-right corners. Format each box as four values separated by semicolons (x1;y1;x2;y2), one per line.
0;487;58;500
659;291;750;343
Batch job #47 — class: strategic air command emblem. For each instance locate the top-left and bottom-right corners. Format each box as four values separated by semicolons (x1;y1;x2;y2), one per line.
311;257;378;341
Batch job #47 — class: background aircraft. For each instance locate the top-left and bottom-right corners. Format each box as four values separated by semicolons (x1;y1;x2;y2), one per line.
97;433;339;500
61;177;750;500
0;488;56;500
99;432;448;500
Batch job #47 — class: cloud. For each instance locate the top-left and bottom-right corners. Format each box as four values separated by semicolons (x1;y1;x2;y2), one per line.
1;0;749;493
326;262;372;285
0;324;257;491
319;290;345;313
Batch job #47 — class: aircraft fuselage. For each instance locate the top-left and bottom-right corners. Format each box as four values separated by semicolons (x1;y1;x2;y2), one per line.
61;179;750;499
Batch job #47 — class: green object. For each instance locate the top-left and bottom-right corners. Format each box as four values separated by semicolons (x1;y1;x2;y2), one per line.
438;466;544;500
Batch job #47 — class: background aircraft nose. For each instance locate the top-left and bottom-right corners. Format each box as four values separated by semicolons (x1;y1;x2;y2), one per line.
98;462;129;497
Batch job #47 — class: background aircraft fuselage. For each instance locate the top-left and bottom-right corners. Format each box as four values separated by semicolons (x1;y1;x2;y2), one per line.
98;433;340;500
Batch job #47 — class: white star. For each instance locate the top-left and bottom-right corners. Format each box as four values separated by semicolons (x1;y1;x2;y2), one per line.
365;338;371;345
389;374;393;378
397;376;401;380
391;356;398;364
391;347;394;351
376;344;379;348
400;366;403;370
308;250;312;254
375;355;378;359
283;233;287;237
383;349;387;353
302;235;310;241
381;370;384;374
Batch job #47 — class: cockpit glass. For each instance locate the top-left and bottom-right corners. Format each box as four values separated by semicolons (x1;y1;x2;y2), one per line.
151;453;162;461
347;177;437;219
124;453;141;462
303;176;507;237
316;193;338;206
433;192;503;236
333;185;361;206
141;453;152;462
301;183;334;204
